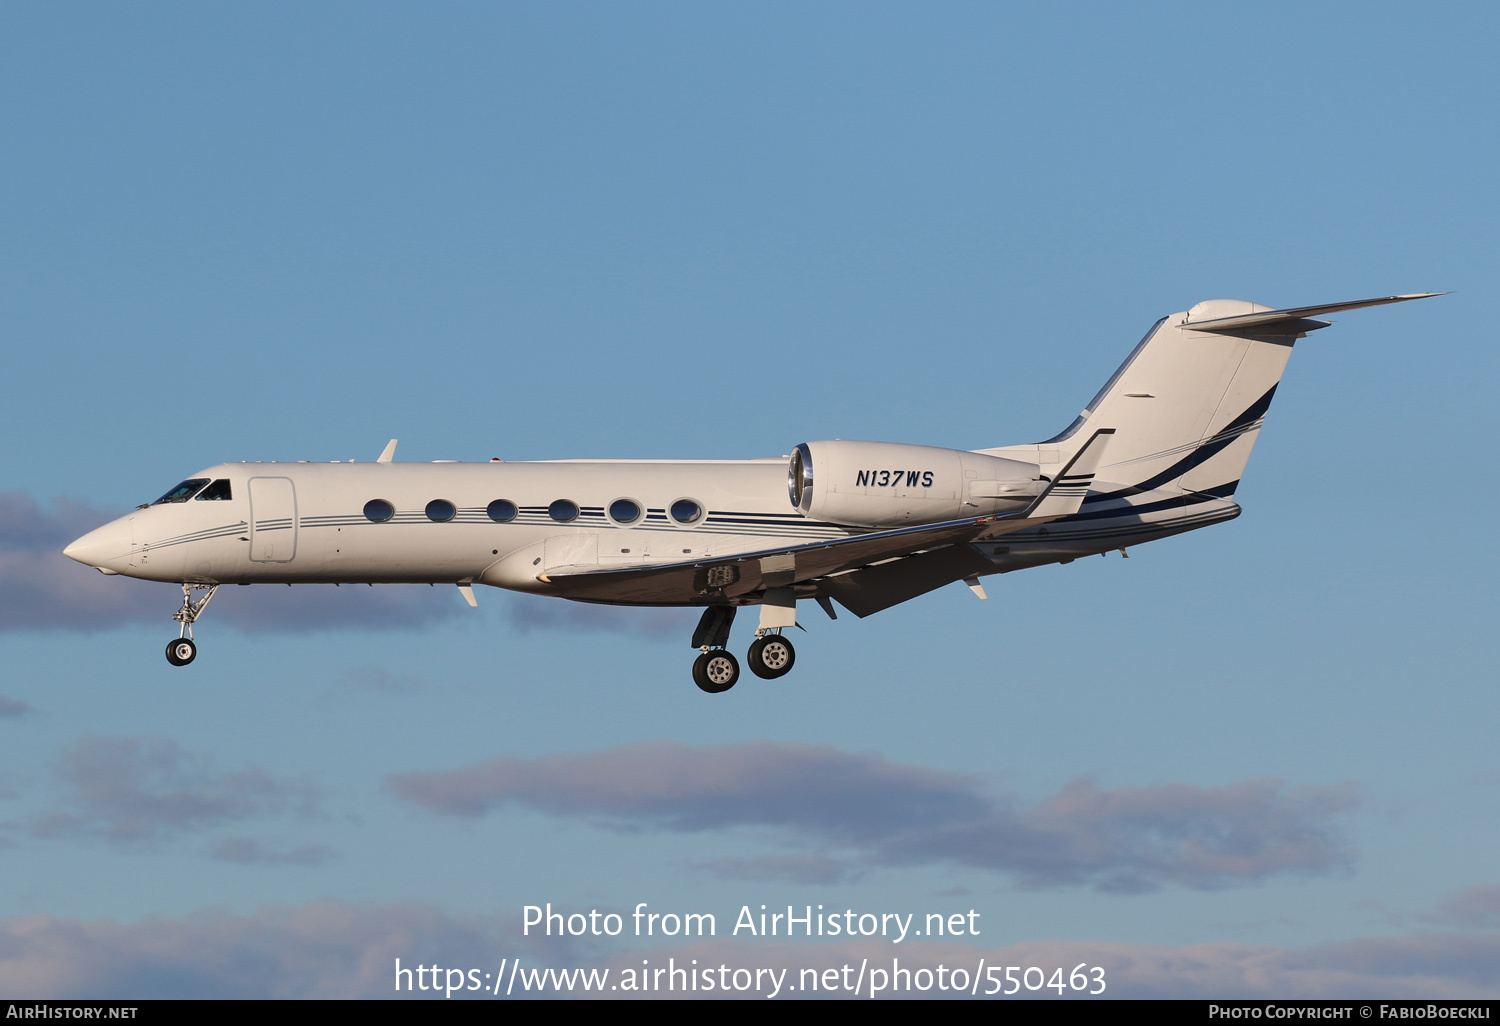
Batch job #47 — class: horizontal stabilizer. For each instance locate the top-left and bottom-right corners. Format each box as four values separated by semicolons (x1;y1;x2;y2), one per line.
1182;293;1445;336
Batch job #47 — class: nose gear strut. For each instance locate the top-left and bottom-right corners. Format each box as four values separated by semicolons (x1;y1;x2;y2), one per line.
166;583;218;666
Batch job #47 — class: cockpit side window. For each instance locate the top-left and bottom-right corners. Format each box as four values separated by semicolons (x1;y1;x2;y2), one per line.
195;479;233;501
152;479;210;504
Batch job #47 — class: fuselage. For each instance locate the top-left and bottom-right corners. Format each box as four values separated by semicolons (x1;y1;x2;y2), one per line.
67;458;804;588
62;454;1235;605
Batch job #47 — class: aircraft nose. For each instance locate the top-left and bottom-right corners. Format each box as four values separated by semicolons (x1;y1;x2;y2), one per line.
64;520;131;570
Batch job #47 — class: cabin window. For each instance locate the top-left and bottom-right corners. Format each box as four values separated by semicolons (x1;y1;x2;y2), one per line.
487;499;518;523
152;479;210;504
425;499;457;523
670;498;704;525
608;498;643;525
195;479;232;501
548;499;580;523
363;499;396;523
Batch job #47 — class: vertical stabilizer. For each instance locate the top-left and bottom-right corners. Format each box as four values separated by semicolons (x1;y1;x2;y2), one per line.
985;293;1440;500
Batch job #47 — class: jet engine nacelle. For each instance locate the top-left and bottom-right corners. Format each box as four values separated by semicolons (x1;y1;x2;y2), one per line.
788;440;1044;528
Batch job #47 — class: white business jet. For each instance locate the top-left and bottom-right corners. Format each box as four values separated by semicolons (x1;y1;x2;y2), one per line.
65;293;1440;692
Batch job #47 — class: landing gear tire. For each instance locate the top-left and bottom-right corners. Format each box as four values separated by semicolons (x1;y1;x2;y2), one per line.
165;638;197;667
747;635;795;679
693;650;740;693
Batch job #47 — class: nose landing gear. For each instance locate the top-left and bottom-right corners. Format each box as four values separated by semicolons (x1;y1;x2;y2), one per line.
166;583;218;667
166;638;197;666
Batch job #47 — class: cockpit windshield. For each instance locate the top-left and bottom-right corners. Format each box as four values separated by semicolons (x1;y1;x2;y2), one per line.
152;479;210;504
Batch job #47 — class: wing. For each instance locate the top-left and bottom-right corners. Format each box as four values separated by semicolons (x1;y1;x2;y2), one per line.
536;514;999;604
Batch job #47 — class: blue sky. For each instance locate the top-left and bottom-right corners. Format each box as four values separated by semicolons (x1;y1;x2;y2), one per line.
2;1;1498;998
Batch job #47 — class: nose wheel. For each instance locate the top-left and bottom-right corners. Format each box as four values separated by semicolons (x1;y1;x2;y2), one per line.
165;638;197;666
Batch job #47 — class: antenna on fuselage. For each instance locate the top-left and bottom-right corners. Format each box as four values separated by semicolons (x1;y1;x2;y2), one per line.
377;439;398;463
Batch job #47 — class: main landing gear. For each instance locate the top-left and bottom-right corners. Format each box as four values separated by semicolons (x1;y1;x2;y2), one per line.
747;633;795;679
166;583;218;667
689;606;798;693
692;650;740;693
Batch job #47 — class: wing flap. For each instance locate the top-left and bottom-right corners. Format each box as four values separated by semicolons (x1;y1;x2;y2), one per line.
820;542;994;618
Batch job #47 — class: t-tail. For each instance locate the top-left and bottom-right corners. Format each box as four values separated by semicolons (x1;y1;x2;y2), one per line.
985;293;1443;505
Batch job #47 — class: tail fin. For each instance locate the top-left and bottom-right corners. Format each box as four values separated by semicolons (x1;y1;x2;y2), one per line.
996;293;1441;499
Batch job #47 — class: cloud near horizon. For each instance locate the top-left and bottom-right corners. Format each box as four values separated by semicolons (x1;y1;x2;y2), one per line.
34;735;318;845
0;492;691;637
210;837;332;867
0;901;521;999
1430;885;1500;931
1;898;1498;999
504;596;693;640
0;695;33;719
0;493;465;633
386;741;1359;893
